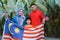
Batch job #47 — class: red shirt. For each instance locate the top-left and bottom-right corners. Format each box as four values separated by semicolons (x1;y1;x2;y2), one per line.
30;9;44;27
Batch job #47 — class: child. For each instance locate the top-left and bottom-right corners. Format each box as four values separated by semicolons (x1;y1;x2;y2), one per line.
23;18;44;40
24;18;34;30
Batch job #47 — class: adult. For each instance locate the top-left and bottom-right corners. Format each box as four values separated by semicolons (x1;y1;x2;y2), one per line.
12;8;26;40
12;8;26;27
30;4;45;40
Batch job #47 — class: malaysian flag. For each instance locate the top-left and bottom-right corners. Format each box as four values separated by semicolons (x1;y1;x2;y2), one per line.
2;19;24;40
23;24;44;40
2;19;44;40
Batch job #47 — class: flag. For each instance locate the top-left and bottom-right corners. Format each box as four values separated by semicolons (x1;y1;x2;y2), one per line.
2;19;24;40
23;24;44;40
2;19;44;40
2;19;14;40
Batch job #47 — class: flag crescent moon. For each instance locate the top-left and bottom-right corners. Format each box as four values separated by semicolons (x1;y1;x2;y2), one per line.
8;23;14;34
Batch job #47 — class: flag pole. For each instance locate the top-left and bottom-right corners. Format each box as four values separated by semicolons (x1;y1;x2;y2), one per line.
2;18;8;40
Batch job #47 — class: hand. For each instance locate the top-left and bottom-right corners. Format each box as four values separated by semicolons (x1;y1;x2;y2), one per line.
45;16;49;21
3;10;8;17
4;13;8;16
42;18;45;24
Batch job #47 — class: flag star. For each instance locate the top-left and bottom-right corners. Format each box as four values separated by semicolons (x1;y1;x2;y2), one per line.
14;28;20;33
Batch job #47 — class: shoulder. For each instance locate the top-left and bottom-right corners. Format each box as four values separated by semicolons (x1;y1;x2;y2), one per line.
37;9;43;13
37;9;44;16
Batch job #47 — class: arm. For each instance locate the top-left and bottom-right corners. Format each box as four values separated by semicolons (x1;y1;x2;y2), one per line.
12;16;24;30
39;11;45;24
18;16;26;30
42;18;45;24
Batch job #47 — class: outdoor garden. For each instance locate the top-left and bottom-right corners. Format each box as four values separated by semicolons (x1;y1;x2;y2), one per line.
0;0;60;40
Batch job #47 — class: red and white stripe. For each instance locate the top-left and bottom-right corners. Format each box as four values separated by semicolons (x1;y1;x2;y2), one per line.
23;24;44;40
3;34;19;40
3;34;14;40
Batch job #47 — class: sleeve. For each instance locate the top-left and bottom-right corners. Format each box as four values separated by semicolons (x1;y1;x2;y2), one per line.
12;16;25;30
39;11;45;19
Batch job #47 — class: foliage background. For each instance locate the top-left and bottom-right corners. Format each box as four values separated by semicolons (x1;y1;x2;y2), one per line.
0;0;60;38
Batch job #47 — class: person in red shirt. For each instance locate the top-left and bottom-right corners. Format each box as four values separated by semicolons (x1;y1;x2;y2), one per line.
30;4;45;40
30;4;45;27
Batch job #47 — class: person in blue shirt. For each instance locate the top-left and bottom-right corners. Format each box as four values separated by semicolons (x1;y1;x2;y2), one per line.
12;8;26;40
12;8;26;27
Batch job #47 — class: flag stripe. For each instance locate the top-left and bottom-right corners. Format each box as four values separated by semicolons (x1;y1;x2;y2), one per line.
24;30;44;34
4;34;14;40
23;24;44;40
25;26;44;31
23;34;44;40
25;24;44;31
24;28;44;34
23;32;44;38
